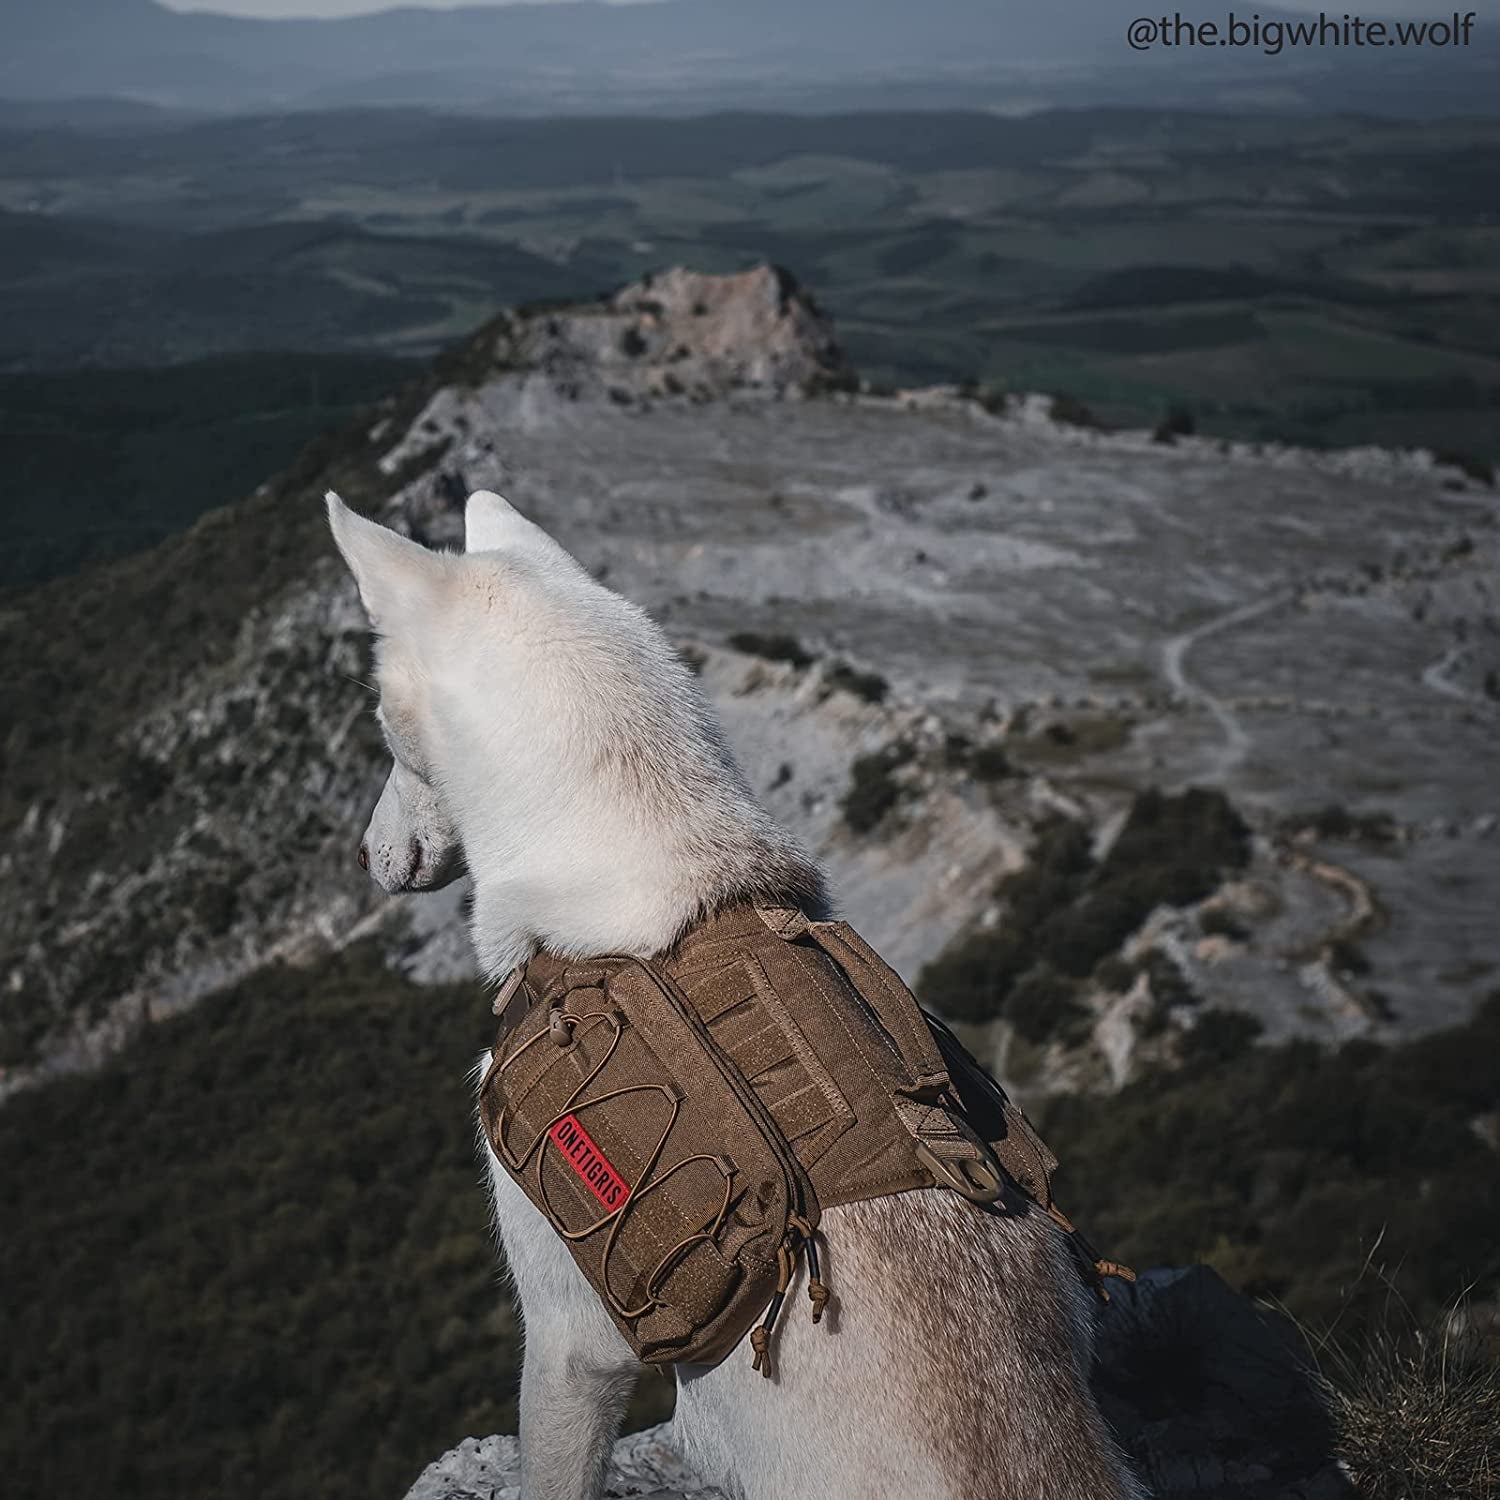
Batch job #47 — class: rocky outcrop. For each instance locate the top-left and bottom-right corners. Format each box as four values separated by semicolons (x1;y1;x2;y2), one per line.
404;1267;1350;1500
406;1426;723;1500
1096;1267;1349;1499
430;262;849;412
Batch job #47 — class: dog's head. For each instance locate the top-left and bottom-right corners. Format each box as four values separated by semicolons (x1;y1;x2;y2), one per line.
327;488;598;899
327;493;471;897
327;488;823;975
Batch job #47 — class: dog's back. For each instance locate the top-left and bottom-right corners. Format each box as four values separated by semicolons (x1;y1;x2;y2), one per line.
674;1193;1141;1500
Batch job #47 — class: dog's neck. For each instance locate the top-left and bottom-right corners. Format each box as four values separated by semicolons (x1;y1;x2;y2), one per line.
459;775;828;984
412;545;829;985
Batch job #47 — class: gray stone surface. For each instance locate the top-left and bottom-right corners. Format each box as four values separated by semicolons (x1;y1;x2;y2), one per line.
404;1268;1350;1500
405;1424;723;1500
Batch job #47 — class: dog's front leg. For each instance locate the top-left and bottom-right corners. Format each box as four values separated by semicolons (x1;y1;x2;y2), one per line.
487;1154;641;1500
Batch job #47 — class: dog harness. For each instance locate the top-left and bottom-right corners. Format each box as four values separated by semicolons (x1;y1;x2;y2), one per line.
478;903;1129;1374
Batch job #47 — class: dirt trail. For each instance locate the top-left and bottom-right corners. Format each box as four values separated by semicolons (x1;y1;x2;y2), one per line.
1160;593;1290;782
1280;844;1388;1031
1420;644;1472;702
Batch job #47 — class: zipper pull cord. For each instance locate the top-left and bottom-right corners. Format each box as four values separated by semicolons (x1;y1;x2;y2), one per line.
791;1213;830;1325
749;1292;784;1378
750;1236;799;1377
751;1219;833;1374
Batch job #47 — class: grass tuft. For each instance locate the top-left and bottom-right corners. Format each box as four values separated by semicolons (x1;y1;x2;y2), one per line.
1332;1333;1498;1499
825;660;890;704
727;631;816;668
1049;392;1103;429
1300;1265;1500;1500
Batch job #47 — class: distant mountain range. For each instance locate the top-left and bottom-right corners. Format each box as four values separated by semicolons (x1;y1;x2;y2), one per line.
1;0;1496;116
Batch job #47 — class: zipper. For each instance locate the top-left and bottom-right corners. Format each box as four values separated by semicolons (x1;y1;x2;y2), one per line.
798;924;942;1095
606;954;827;1375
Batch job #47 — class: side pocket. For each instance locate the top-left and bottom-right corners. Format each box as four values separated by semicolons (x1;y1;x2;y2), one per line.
631;1237;743;1363
480;957;805;1370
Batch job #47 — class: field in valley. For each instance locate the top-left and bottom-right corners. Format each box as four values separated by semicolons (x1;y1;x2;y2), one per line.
3;108;1498;452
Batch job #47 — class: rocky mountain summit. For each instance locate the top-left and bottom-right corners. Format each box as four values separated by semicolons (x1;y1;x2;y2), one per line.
2;263;1497;1102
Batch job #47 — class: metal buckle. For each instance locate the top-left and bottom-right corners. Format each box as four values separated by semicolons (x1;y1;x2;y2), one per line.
491;966;525;1018
914;1141;1004;1205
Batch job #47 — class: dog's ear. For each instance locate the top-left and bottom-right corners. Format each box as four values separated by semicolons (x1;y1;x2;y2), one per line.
464;490;524;554
326;491;447;632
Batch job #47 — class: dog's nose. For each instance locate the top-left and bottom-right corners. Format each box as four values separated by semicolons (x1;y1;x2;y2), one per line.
357;843;369;871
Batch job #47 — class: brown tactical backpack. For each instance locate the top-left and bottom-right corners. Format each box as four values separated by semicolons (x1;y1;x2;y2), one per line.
478;903;1125;1375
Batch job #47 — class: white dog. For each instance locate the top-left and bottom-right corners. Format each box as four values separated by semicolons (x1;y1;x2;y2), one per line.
327;489;1144;1500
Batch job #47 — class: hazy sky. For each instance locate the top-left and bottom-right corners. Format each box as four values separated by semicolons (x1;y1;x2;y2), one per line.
160;0;1476;18
162;0;645;14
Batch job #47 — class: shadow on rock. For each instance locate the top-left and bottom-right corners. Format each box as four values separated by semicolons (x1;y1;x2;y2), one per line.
1094;1266;1351;1499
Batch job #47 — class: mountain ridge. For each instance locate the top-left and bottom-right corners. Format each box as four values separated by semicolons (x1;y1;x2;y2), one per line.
3;262;1495;1107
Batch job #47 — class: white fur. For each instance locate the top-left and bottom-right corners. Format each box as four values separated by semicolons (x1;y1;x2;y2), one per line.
361;756;464;893
327;490;1141;1500
328;489;811;982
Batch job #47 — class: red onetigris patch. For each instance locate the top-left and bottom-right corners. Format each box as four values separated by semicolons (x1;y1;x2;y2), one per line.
548;1113;630;1211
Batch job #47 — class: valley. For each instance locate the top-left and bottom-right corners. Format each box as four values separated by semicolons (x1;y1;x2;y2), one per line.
3;107;1497;458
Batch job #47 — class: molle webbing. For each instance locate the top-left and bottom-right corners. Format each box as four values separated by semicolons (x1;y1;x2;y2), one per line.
478;904;1126;1374
665;904;1006;1210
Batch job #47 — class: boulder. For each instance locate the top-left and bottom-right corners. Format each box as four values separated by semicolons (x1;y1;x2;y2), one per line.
405;1423;723;1500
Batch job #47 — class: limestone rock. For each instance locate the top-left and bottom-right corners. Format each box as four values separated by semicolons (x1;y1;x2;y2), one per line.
404;1424;723;1500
